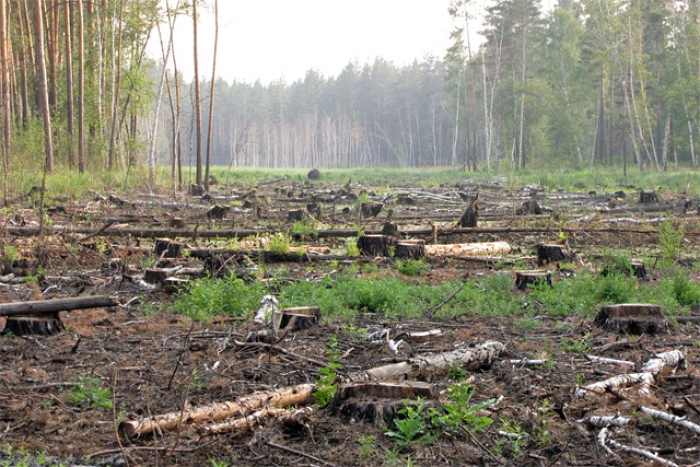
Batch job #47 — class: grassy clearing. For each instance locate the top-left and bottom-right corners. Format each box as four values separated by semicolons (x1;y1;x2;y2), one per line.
173;265;700;325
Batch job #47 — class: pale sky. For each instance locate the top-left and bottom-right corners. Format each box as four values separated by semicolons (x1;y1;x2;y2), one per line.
157;1;464;85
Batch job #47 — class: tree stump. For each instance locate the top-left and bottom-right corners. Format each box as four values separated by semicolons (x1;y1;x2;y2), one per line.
335;382;435;401
287;209;310;223
515;270;552;290
272;306;320;332
3;314;64;337
518;199;542;215
207;205;230;220
360;202;383;218
307;168;321;180
170;217;186;229
306;203;322;219
537;243;572;266
154;238;184;258
594;304;669;334
381;221;398;237
639;189;659;204
144;268;168;285
459;196;479;227
357;235;394;257
189;184;204;196
395;240;425;259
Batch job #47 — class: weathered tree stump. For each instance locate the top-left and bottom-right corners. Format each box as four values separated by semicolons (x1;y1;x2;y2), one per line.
307;168;321;180
381;221;398;237
170;217;186;229
3;314;64;337
154;238;184;258
144;268;168;285
395;240;425;259
287;209;310;223
335;382;435;401
272;306;320;332
328;394;439;428
357;235;394;257
459;196;479;227
207;205;230;220
306;203;322;219
537;243;572;266
594;304;669;334
602;258;648;280
639;189;659;204
189;184;205;196
515;270;552;290
360;202;383;218
630;259;648;280
518;199;542;215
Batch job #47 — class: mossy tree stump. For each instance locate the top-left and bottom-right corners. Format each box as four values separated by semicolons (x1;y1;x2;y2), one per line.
537;243;573;266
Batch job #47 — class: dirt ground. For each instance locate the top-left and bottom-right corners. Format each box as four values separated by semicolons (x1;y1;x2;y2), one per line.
1;178;700;466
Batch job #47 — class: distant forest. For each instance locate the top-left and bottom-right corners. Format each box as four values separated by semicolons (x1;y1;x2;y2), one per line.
0;0;699;189
170;0;700;174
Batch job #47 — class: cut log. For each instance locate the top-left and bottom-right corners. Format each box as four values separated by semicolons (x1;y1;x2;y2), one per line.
424;241;511;257
594;304;669;335
515;270;552;290
639;189;659;204
358;235;394;257
335;382;435;401
537;243;572;266
0;295;118;318
360;202;383;218
272;306;320;332
120;383;315;438
395;241;425;259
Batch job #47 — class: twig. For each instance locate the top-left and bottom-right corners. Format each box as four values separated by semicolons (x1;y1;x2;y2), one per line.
232;340;329;368
265;440;336;467
462;426;506;465
77;221;116;243
428;281;467;317
684;396;700;416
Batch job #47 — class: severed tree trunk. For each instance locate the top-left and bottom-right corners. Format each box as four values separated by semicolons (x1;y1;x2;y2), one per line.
192;0;203;187
204;0;219;191
33;0;53;173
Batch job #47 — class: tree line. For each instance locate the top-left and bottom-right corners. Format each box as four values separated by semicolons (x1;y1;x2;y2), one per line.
1;0;699;197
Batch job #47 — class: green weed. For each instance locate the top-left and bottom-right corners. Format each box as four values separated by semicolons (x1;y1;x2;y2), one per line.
65;375;112;410
312;336;342;407
659;218;685;261
385;401;434;448
396;259;426;277
266;233;291;255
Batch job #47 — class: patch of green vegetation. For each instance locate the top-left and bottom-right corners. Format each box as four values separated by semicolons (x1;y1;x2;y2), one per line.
265;233;291;255
561;333;591;354
290;221;318;239
64;375;112;410
396;258;426;277
312;336;342;407
172;274;267;322
669;271;700;308
429;383;495;434
658;218;686;262
385;401;434;448
345;238;361;257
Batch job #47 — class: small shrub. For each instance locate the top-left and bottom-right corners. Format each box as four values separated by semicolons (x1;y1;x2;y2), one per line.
173;275;267;322
659;218;685;261
396;259;425;277
671;272;700;308
345;238;360;257
385;401;434;448
266;233;291;255
65;375;112;410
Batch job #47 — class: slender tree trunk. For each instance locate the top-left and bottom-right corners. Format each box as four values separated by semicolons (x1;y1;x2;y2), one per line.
108;0;125;171
660;114;671;171
64;0;75;167
77;0;84;172
192;0;203;186
205;0;219;191
33;0;53;173
46;0;58;109
0;0;11;203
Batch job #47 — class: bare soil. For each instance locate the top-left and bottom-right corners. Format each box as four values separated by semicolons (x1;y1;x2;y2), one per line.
1;178;700;466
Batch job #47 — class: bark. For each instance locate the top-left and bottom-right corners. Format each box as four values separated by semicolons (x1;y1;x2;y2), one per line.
107;0;125;171
0;295;118;318
192;0;203;186
204;0;219;191
64;0;75;167
0;0;10;203
77;0;85;172
33;0;54;173
424;241;511;257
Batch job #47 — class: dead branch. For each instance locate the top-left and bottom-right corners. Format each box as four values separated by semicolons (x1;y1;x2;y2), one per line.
0;295;118;318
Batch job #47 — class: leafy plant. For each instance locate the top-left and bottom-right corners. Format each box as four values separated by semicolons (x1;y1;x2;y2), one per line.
345;238;360;257
446;362;467;381
396;259;426;277
173;274;267;322
670;271;700;308
430;383;494;434
266;233;291;255
561;332;591;354
359;434;375;459
385;401;434;448
65;375;112;410
291;221;318;239
497;419;527;458
659;218;685;261
312;336;342;407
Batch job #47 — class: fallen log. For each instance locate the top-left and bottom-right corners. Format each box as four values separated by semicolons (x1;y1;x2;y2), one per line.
120;383;316;438
424;241;511;257
0;295;118;318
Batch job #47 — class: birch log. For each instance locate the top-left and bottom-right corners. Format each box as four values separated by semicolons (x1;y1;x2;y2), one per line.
424;242;511;257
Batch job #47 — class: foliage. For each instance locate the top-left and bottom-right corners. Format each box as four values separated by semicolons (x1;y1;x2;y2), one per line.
396;259;426;277
266;233;292;255
312;336;342;407
670;271;700;309
430;384;495;434
291;221;318;239
345;238;361;257
64;375;112;410
385;401;434;448
658;219;686;261
172;274;267;322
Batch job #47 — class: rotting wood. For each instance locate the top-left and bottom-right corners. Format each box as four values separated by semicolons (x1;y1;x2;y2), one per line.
594;303;669;335
360;202;383;218
515;270;552;290
120;383;316;438
0;295;118;318
424;241;511;257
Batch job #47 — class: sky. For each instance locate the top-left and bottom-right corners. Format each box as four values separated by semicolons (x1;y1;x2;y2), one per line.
156;1;462;85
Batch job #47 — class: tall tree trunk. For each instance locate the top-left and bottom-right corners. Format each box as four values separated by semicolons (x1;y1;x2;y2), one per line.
0;0;11;203
192;0;203;187
33;0;53;173
108;0;125;171
205;0;219;191
46;0;58;109
64;0;75;167
77;0;85;172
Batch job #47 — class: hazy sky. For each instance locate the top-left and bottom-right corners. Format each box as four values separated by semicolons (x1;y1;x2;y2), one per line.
158;1;460;85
